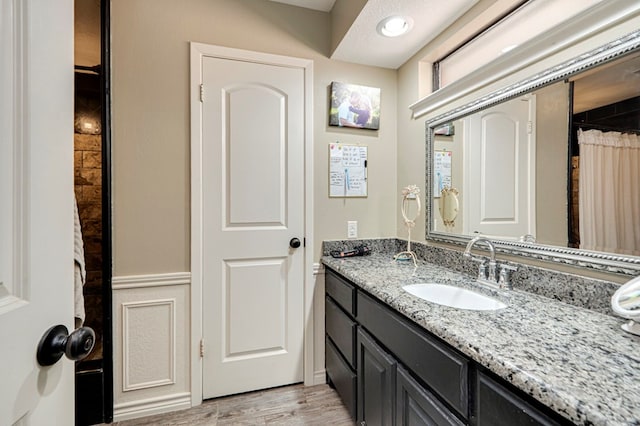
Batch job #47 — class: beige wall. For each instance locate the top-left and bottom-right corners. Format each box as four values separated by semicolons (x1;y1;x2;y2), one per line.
112;0;639;277
111;0;398;275
534;82;570;247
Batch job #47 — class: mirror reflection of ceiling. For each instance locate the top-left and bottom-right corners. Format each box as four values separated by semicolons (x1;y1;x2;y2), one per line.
572;51;640;113
75;0;101;68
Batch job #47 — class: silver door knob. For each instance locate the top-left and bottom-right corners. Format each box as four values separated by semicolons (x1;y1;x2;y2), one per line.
37;324;95;366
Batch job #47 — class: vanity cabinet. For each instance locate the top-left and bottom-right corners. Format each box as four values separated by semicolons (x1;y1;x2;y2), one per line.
325;267;572;426
325;270;358;419
396;365;463;426
357;290;469;420
474;372;563;426
357;328;396;425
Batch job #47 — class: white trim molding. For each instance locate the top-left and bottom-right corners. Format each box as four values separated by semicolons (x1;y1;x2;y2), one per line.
313;262;324;276
112;273;191;421
410;0;640;120
312;262;326;385
121;298;177;392
113;392;191;422
112;272;191;290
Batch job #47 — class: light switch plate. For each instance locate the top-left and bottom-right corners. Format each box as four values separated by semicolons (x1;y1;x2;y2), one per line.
347;221;358;238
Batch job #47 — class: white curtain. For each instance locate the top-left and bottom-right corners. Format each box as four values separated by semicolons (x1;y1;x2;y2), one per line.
578;129;640;255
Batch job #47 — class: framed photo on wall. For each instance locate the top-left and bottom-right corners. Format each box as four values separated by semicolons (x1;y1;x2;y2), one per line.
329;81;381;130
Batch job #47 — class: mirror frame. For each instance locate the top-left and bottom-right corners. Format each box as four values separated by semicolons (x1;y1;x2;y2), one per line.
425;30;640;276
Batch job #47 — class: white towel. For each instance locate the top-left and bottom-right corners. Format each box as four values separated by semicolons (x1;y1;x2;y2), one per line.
74;196;86;325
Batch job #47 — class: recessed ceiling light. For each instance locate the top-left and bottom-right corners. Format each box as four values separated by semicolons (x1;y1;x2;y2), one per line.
377;15;413;38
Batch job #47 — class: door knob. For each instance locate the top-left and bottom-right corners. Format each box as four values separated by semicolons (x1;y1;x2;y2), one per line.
289;237;301;248
37;324;96;366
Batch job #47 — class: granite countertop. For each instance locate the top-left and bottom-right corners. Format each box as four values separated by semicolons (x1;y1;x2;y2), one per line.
322;252;640;425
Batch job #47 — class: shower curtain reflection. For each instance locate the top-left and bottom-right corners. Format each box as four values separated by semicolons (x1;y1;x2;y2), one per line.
578;128;640;255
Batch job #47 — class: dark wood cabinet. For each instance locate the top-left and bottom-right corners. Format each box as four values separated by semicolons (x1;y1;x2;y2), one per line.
325;270;359;421
324;267;570;426
357;291;468;419
357;328;396;426
326;296;357;369
396;365;463;426
325;268;357;316
475;371;563;426
326;336;357;419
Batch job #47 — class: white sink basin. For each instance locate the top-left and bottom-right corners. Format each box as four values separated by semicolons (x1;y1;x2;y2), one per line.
403;283;507;311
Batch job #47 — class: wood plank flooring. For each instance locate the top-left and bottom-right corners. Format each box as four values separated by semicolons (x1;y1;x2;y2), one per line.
107;384;353;425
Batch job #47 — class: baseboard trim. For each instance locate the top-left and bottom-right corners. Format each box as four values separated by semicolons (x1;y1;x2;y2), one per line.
113;272;191;290
113;392;192;422
313;369;326;385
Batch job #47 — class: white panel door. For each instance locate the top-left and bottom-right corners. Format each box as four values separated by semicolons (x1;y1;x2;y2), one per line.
0;0;75;423
463;95;536;239
201;55;305;398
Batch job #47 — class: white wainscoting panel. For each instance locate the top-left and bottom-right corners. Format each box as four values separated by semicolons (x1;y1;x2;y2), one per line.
113;273;191;421
122;298;176;391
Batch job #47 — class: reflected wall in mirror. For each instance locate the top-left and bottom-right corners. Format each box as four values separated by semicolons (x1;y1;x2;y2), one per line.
426;31;640;275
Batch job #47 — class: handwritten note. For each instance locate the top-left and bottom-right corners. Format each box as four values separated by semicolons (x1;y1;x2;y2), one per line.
433;151;452;197
329;144;367;197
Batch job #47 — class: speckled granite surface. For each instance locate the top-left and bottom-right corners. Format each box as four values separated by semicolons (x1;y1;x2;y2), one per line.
321;250;640;425
324;238;621;315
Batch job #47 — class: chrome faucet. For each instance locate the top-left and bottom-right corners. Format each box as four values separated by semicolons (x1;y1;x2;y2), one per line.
464;236;515;290
464;236;497;282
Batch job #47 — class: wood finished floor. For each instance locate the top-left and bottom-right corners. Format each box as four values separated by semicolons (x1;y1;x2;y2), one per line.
108;384;353;425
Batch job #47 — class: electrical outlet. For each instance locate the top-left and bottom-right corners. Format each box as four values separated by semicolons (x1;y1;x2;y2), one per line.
347;221;358;239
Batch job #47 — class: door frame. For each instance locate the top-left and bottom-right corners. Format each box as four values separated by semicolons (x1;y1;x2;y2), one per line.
189;43;314;406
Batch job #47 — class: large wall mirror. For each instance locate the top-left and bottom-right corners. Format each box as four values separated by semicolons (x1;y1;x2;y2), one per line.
425;30;640;275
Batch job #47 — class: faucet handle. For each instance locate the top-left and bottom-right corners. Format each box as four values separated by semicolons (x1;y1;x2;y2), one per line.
469;256;488;280
498;264;518;290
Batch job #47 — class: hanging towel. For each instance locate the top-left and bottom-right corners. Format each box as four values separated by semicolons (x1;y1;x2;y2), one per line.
74;196;86;325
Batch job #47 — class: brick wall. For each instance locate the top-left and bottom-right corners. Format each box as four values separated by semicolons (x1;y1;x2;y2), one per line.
74;132;103;360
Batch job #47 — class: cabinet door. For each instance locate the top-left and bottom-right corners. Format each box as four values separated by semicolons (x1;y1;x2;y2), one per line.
326;337;357;420
357;291;469;419
475;372;564;426
357;328;396;426
396;366;464;426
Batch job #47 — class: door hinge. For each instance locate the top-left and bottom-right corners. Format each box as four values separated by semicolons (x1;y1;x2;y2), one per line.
527;120;533;134
200;339;205;357
303;237;306;247
199;84;204;102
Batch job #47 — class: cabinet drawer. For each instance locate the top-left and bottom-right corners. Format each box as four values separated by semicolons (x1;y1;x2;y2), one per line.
357;291;469;419
326;296;357;369
325;268;356;316
397;365;464;426
475;372;563;426
326;337;357;420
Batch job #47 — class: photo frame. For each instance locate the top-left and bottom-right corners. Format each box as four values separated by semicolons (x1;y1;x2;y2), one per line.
329;81;381;130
